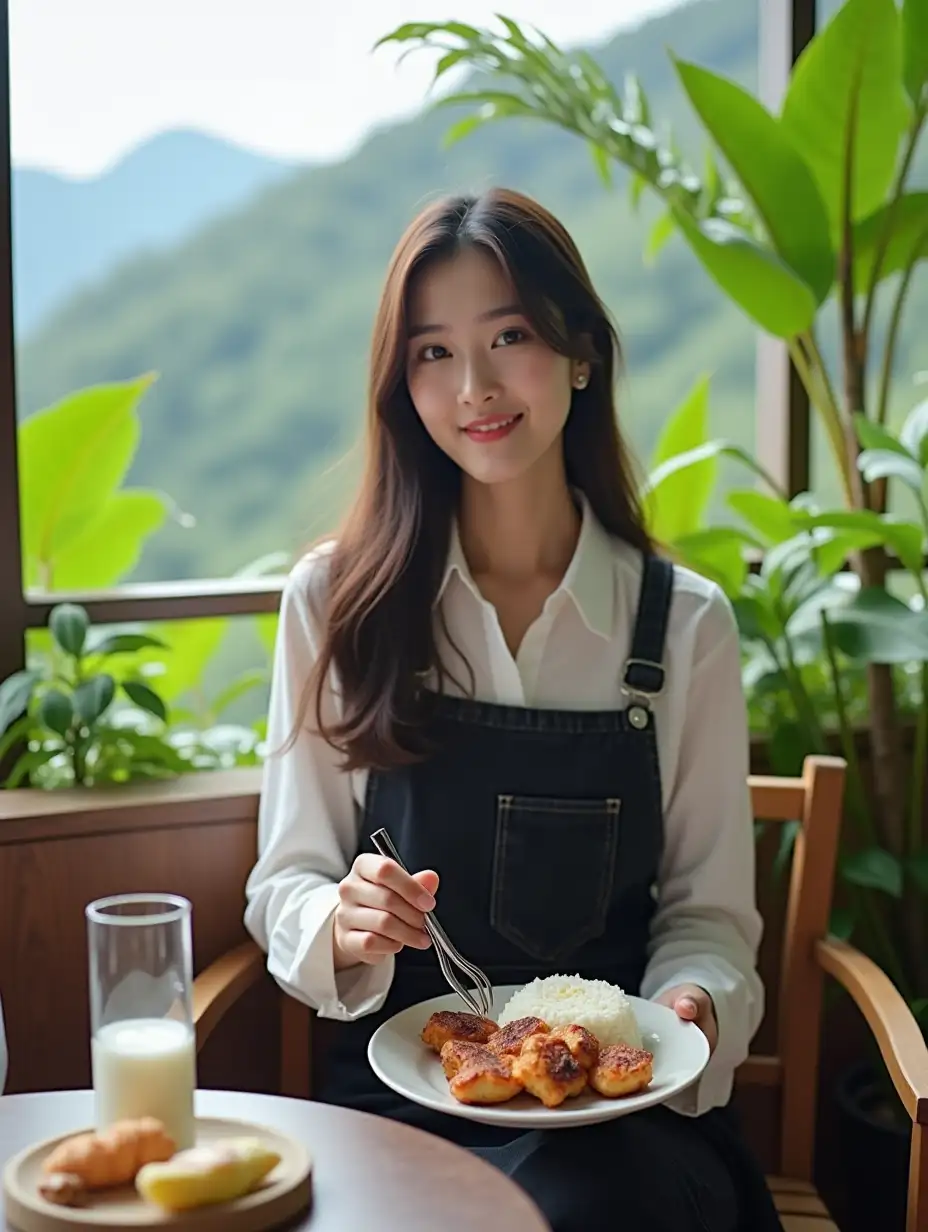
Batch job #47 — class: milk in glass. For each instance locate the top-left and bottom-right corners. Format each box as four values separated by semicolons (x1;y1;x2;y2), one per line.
92;1017;196;1149
85;893;196;1150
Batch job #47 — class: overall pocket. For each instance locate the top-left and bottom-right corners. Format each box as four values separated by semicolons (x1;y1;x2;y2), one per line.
490;794;620;963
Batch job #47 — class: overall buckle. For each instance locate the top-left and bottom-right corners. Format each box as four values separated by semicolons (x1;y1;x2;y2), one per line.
621;658;664;730
621;657;665;699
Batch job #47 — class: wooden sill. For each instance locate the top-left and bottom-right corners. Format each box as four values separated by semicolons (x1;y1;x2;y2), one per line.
0;767;262;843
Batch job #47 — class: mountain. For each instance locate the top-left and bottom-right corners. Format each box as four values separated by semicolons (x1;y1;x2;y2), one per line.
15;0;926;585
13;130;299;337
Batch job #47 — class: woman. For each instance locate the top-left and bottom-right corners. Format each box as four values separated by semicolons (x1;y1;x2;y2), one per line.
245;188;781;1231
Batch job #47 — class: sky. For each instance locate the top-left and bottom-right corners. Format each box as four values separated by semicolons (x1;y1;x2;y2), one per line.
10;0;681;179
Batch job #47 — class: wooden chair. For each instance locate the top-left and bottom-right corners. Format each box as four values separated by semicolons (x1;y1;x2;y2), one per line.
192;754;928;1230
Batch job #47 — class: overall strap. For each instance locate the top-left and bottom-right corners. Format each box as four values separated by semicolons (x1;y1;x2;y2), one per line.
622;553;674;702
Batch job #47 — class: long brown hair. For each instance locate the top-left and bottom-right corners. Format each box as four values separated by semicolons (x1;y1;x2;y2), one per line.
306;187;651;771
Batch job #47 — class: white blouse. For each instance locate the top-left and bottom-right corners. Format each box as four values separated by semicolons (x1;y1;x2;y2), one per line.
244;495;764;1116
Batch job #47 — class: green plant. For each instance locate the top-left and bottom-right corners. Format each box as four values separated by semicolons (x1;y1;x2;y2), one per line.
0;603;268;787
0;603;178;786
637;374;928;1026
11;376;283;777
378;0;928;1031
714;407;928;1016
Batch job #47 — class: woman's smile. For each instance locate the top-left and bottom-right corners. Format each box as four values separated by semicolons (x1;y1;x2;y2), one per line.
462;412;524;442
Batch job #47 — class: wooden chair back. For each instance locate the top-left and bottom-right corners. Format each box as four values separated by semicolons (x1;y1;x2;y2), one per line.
744;753;847;1180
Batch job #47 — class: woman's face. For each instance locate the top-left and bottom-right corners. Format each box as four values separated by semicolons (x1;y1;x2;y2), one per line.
405;247;587;488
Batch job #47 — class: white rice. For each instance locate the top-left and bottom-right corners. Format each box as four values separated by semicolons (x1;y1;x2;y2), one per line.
497;974;642;1048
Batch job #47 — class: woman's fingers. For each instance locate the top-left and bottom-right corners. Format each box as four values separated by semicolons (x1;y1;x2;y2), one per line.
342;906;432;953
339;879;430;933
354;853;437;911
654;983;719;1053
334;855;440;969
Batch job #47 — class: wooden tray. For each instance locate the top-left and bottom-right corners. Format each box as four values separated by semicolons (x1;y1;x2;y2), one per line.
2;1116;313;1232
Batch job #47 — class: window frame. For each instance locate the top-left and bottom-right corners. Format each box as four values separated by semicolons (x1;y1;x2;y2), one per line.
0;0;815;689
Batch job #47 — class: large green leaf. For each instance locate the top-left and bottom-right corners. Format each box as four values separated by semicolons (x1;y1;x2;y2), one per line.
671;527;757;596
762;528;834;582
793;587;928;663
37;491;167;591
0;671;39;735
902;0;928;103
644;375;715;542
644;439;783;496
645;211;676;263
853;412;912;456
763;521;882;580
88;632;169;656
727;490;796;543
901;398;928;466
673;60;833;301
122;680;168;723
853;193;928;290
814;527;885;574
780;0;910;231
842;846;903;897
73;675;116;726
794;509;925;574
49;604;89;657
785;574;859;633
671;212;817;337
39;689;74;738
733;589;783;644
18;376;156;574
857;447;925;494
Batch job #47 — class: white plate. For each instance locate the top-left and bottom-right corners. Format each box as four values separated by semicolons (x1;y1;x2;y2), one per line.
368;984;711;1129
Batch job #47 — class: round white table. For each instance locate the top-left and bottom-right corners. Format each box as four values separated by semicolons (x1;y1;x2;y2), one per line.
0;1088;550;1231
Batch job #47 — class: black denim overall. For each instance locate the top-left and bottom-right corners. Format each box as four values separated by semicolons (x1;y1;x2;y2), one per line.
319;555;782;1232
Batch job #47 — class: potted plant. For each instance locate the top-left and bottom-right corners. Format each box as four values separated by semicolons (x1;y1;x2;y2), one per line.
378;2;927;1224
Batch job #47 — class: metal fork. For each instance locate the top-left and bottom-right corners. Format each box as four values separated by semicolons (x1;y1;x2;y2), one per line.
370;827;494;1019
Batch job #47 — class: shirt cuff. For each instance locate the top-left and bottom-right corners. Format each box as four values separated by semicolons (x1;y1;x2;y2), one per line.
641;961;761;1118
269;882;396;1020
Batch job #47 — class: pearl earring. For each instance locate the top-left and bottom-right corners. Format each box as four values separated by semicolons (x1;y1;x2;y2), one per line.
574;373;587;389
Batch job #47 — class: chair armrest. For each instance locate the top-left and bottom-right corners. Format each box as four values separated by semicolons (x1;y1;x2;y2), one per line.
816;936;928;1125
193;940;267;1051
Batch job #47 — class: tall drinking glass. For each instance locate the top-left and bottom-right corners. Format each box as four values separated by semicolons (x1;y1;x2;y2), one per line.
86;893;196;1149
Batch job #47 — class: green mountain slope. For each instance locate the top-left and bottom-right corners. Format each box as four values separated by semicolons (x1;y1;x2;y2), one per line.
14;131;298;339
16;0;926;583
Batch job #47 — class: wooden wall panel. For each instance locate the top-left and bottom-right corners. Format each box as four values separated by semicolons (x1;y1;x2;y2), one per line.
0;771;276;1095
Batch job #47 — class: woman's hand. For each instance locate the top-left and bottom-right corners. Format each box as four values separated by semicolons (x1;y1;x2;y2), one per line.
333;855;439;971
654;984;718;1054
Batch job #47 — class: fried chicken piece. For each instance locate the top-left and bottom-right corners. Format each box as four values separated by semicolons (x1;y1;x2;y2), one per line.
511;1033;587;1108
549;1024;600;1071
439;1039;496;1080
447;1048;524;1106
486;1016;549;1058
589;1044;654;1098
421;1010;498;1053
